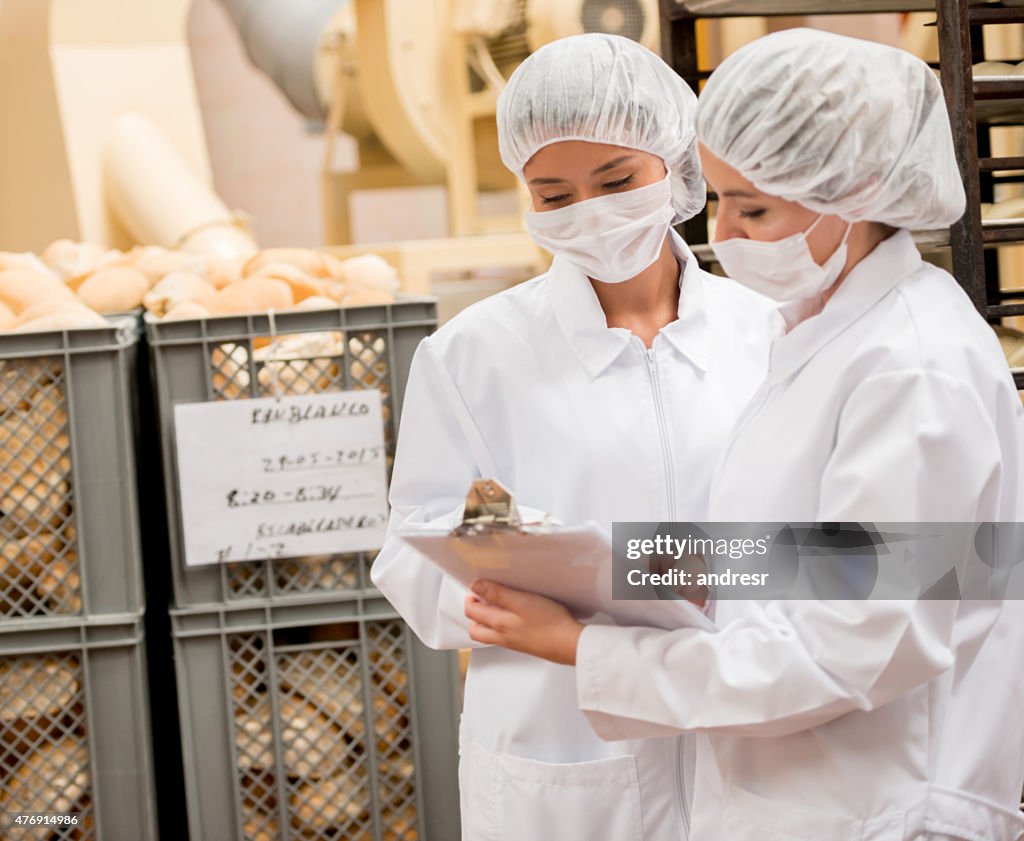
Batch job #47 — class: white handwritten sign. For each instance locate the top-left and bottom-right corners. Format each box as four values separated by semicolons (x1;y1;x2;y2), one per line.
173;391;389;567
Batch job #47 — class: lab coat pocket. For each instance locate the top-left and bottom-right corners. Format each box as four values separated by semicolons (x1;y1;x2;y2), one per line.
460;740;644;841
722;785;905;841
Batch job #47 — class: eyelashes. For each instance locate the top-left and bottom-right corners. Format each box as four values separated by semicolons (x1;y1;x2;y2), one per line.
540;174;637;205
603;175;634;190
738;208;766;220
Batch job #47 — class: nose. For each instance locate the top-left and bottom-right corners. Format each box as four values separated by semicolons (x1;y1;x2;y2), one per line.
712;210;746;243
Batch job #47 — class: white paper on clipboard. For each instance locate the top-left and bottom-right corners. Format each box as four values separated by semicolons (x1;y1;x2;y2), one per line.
397;517;715;633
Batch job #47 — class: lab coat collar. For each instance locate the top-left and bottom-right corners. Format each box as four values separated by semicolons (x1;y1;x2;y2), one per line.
548;230;709;379
765;228;922;385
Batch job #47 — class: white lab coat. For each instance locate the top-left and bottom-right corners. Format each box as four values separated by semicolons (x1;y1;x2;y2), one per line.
575;230;1024;840
371;232;778;841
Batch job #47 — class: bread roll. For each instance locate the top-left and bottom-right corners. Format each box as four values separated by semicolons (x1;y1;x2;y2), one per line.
13;306;107;332
0;251;55;276
0;301;15;330
14;299;88;325
205;256;246;289
339;254;399;295
121;245;199;287
41;240;107;282
75;266;149;313
163;301;212;321
293;295;338;311
250;263;325;303
143;271;217;316
0;268;77;314
244;248;333;279
209;277;293;315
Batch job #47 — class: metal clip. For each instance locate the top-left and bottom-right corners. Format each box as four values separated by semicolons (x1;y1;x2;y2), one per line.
454;478;521;535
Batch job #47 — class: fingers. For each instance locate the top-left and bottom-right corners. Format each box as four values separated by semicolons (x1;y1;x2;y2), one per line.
465;594;515;631
470;579;520;608
467;621;503;646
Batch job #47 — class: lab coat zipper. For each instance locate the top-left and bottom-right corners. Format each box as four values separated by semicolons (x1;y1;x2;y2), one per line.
645;345;677;520
645;342;690;834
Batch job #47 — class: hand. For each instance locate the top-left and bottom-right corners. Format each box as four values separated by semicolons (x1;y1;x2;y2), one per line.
465;580;584;666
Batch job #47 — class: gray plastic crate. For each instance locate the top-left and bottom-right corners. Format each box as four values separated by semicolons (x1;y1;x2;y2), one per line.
171;598;460;841
0;320;144;620
146;302;436;609
0;615;157;840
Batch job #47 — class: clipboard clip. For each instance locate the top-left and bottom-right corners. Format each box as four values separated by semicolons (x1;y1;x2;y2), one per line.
453;478;522;536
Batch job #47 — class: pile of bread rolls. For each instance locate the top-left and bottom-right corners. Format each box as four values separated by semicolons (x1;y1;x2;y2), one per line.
0;241;399;333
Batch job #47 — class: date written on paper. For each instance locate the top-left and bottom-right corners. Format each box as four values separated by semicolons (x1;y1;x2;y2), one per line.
261;445;384;474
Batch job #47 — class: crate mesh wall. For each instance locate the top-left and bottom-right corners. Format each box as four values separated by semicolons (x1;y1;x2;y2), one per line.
226;618;420;841
0;359;80;619
0;651;94;839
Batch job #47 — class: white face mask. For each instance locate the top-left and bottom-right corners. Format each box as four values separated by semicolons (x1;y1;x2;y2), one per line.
711;214;853;303
524;173;674;284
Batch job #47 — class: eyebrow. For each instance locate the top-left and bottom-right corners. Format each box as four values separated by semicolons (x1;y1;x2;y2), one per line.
720;189;759;198
527;155;637;185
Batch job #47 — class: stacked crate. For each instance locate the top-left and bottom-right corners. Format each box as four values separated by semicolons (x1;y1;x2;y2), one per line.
0;319;157;840
147;302;461;841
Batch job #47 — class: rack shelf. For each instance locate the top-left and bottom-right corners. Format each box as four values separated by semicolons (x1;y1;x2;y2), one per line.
666;0;936;20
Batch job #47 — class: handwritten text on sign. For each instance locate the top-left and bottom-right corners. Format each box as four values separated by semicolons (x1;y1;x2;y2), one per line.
174;392;389;567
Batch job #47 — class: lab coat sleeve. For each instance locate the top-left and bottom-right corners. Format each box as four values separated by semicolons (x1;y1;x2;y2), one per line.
370;337;497;650
577;370;987;741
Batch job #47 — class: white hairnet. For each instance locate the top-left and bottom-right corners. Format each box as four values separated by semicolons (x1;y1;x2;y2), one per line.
497;33;705;224
697;29;965;230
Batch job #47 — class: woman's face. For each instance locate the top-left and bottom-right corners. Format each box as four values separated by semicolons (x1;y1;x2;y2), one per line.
699;144;849;267
522;141;667;212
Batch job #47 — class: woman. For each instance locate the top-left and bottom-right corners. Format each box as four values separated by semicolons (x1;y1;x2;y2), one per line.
466;29;1024;841
371;33;777;841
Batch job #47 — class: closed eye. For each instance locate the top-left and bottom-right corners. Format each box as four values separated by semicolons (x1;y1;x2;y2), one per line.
603;175;634;190
738;208;766;220
541;193;571;205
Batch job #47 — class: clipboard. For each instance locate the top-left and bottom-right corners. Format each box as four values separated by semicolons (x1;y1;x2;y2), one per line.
396;479;715;632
